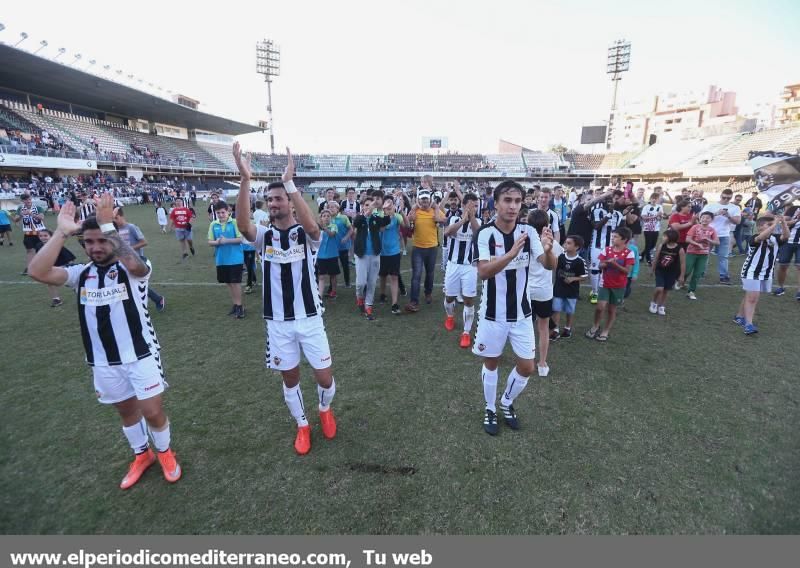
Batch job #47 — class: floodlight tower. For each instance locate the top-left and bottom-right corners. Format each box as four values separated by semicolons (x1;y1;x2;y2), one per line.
606;39;631;150
256;39;281;155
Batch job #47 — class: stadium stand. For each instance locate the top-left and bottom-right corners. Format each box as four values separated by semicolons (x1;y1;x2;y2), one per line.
563;153;604;171
708;126;800;166
522;151;562;173
485;154;526;175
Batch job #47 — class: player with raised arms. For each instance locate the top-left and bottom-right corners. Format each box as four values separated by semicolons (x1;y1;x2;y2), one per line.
233;143;337;455
28;194;181;489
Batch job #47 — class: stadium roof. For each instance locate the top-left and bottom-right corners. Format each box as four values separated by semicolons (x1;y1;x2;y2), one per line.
0;44;261;136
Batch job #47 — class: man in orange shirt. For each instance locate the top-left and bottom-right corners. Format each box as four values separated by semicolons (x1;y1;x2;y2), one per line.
405;181;446;312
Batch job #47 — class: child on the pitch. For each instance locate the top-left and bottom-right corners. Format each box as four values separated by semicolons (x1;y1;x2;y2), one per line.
649;228;686;316
735;214;789;335
316;209;340;300
551;235;587;339
585;226;635;341
623;239;640;302
526;209;560;377
684;210;719;300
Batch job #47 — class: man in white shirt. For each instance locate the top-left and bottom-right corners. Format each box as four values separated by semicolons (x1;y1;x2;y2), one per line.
701;188;741;284
253;200;270;228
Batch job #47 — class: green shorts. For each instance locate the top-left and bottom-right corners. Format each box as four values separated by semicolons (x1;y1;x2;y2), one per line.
598;287;625;306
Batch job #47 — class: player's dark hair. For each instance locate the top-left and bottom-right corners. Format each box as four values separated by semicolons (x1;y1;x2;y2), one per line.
664;228;679;243
493;180;525;202
213;200;229;211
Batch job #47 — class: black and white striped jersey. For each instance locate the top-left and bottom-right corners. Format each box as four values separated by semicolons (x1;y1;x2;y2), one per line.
591;207;623;250
64;261;159;366
741;235;779;281
207;203;220;222
442;208;462;248
254;223;323;321
472;222;544;322
15;205;46;234
445;214;475;265
78;202;96;221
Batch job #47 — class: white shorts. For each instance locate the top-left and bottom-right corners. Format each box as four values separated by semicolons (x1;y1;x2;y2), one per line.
742;278;771;293
444;262;478;298
92;353;166;404
472;317;535;360
590;247;603;271
265;315;332;371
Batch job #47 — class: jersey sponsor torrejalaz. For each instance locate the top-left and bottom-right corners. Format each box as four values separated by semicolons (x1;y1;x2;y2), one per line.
473;222;544;322
446;213;475;265
741;235;779;281
65;261;160;366
254;223;322;321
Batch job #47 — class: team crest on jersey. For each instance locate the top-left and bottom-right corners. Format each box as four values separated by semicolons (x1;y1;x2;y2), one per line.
273;356;282;366
107;269;118;280
477;343;486;352
289;231;298;242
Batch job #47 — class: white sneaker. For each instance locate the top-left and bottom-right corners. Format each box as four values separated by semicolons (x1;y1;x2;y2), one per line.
687;291;697;300
657;306;666;316
648;302;658;314
537;364;550;377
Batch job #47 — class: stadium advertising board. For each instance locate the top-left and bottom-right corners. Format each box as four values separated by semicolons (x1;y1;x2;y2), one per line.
581;125;607;145
748;150;800;210
0;153;97;170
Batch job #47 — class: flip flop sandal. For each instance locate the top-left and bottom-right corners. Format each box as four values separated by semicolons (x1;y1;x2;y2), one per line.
584;328;598;339
595;334;609;342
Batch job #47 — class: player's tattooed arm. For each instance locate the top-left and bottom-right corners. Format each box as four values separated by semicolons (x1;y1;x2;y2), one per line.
106;230;150;276
96;193;150;277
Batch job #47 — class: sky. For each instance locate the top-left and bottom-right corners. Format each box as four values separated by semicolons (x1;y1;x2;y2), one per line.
2;0;799;154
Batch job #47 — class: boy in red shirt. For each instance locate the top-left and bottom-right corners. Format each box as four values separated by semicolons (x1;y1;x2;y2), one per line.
585;226;635;342
168;198;196;260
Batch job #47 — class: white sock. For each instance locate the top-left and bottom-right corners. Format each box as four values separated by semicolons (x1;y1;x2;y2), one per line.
122;417;149;454
444;299;455;317
463;305;475;332
283;383;309;426
500;368;530;407
482;365;498;412
318;378;336;411
149;420;171;452
590;271;600;294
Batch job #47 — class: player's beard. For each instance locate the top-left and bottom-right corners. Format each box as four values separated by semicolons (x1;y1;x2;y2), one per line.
91;250;116;265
